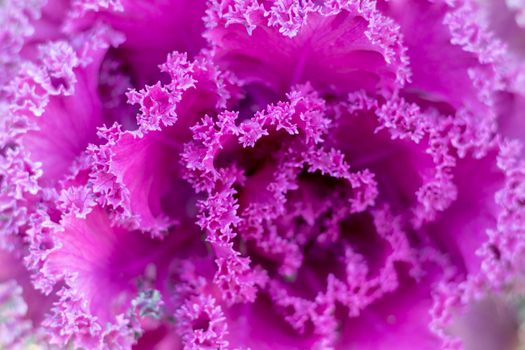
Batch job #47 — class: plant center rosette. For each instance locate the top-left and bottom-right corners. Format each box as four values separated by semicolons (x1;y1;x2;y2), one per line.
1;0;525;349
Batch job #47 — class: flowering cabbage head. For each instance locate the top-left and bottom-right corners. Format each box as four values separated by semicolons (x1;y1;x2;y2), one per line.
1;0;525;349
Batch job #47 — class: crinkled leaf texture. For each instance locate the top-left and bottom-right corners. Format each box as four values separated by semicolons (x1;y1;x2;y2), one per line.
1;0;525;349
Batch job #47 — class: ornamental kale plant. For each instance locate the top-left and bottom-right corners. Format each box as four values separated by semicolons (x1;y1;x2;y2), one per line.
1;0;525;349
